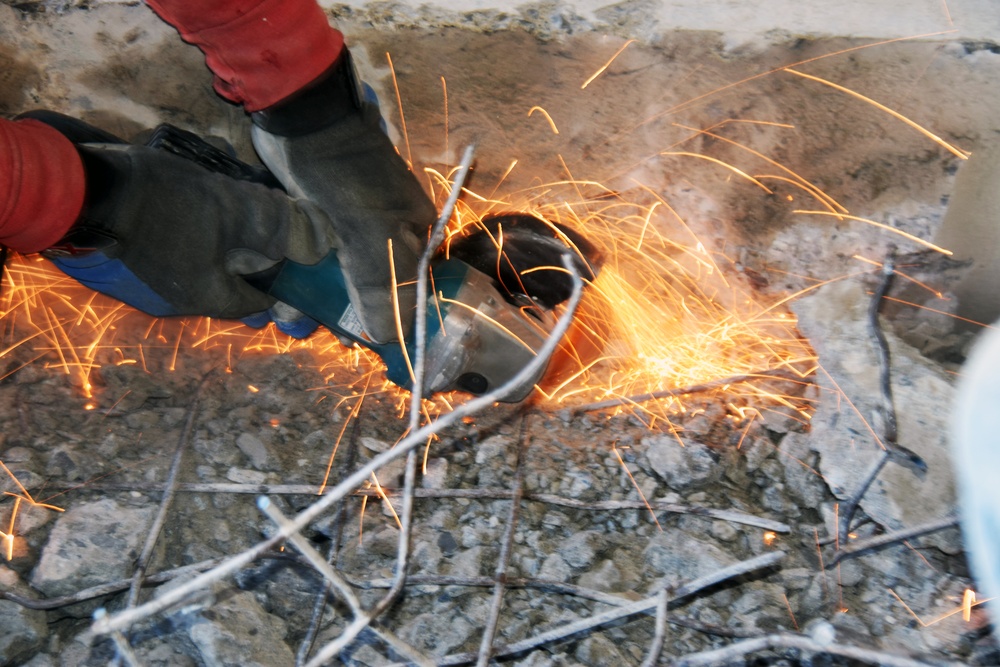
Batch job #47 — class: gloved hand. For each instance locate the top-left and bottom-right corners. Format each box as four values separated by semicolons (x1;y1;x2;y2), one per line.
29;114;337;335
250;48;438;345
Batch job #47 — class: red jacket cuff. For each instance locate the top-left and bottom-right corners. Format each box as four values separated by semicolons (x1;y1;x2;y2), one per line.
0;118;85;253
146;0;345;112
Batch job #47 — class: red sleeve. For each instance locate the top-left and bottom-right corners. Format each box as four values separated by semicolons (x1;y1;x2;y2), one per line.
0;118;85;253
145;0;345;112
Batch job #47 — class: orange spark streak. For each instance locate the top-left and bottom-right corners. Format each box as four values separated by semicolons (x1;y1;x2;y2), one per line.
814;527;830;601
613;442;660;530
880;295;995;329
784;68;970;160
370;473;401;529
0;461;63;512
890;588;993;627
889;588;922;623
358;492;368;544
557;155;588;211
0;460;65;561
852;255;946;299
441;75;449;160
747;272;866;321
753;175;841;214
674;123;847;214
3;497;20;560
42;306;71;377
794;210;954;255
782;593;799;631
818;364;886;452
768;438;823;478
700;118;797;133
639;30;958;127
581;39;636;89
941;0;954;26
527;106;560;134
387;239;415;386
963;589;975;622
903;539;938;572
421;431;434;473
837;560;847;612
735;413;757;450
169;321;185;372
436;296;538;354
635;202;661;251
318;380;369;495
660;151;773;193
101;390;132;419
386;52;413;167
488;160;519;201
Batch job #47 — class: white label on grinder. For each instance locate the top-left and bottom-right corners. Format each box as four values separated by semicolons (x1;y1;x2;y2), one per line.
338;303;367;338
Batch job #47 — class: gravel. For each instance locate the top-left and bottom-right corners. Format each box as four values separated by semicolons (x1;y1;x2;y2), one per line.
188;589;296;667
30;498;156;606
0;569;47;665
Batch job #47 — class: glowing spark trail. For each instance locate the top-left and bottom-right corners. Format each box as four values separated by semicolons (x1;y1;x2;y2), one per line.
0;461;65;561
639;30;959;127
890;588;993;627
386;52;413;166
661;151;774;193
794;211;954;255
581;39;636;89
527;106;560;135
784;68;971;160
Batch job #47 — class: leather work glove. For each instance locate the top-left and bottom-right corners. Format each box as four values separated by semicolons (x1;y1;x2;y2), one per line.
250;48;438;345
26;112;336;336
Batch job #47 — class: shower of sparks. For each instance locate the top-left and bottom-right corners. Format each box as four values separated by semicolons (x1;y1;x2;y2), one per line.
0;108;952;440
420;163;819;427
671;122;848;214
0;34;970;560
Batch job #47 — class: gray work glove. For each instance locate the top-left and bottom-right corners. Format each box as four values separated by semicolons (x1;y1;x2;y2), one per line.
43;140;335;324
250;48;437;344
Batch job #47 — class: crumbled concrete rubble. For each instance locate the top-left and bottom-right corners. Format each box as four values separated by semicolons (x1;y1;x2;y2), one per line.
0;568;47;665
2;2;1000;666
792;280;957;538
31;498;156;605
188;589;297;667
